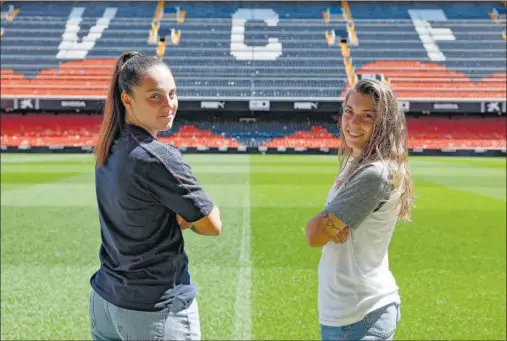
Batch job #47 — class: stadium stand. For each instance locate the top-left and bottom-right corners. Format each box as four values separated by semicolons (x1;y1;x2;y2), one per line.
0;1;506;155
1;114;505;151
1;1;505;98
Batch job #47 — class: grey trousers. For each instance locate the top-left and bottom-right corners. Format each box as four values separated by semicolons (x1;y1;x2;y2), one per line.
89;289;201;341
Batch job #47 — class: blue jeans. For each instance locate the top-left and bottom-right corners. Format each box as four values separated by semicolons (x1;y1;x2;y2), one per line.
89;289;201;340
321;303;401;340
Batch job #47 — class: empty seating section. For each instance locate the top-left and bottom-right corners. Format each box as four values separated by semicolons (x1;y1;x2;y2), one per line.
405;116;507;149
353;61;506;99
0;115;101;147
1;1;506;99
1;115;505;150
264;126;340;149
159;124;241;148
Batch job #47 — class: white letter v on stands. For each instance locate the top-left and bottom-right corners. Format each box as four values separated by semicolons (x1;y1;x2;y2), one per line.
56;7;117;60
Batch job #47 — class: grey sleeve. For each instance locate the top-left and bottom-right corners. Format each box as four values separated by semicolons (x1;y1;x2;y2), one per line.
325;163;392;229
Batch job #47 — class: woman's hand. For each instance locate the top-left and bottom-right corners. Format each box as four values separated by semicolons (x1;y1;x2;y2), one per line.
319;212;350;244
306;211;350;247
329;226;350;244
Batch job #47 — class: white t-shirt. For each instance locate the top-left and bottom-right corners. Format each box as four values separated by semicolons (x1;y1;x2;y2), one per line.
318;160;401;327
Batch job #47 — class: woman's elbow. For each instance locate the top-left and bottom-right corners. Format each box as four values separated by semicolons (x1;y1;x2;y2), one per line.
306;237;317;247
306;235;324;248
211;220;222;236
210;209;222;235
305;224;320;247
191;207;222;236
203;218;222;236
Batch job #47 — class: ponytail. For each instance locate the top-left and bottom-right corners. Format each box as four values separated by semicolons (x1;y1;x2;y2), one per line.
95;51;144;166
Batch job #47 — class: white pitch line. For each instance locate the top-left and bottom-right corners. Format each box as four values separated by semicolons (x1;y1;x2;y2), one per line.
0;154;94;164
231;159;252;340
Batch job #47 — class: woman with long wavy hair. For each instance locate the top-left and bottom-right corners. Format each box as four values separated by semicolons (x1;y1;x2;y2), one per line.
306;79;414;340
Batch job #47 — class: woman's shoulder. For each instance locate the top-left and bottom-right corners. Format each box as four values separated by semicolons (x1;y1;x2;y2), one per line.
353;161;390;184
129;139;184;165
128;140;196;184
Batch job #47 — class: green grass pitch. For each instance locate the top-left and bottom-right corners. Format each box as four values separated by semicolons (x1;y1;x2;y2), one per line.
1;153;505;340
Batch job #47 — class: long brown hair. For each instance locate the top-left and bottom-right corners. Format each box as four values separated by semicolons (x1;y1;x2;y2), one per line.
337;79;415;221
95;51;163;166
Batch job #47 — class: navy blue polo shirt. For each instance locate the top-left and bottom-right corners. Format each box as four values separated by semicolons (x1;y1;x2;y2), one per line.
90;124;214;312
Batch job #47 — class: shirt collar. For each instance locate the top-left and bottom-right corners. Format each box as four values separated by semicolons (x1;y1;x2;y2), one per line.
124;124;152;137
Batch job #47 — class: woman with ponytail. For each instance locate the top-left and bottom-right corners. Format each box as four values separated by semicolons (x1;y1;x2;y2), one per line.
306;79;414;340
89;51;222;340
